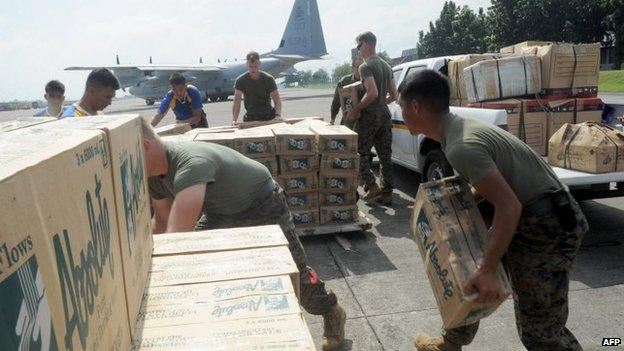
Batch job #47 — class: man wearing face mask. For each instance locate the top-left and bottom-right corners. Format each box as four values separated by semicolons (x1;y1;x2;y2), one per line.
232;51;282;125
34;80;67;118
61;68;120;118
150;73;208;129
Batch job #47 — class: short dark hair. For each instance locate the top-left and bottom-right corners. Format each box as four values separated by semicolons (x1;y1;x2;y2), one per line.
356;31;377;47
169;73;186;85
246;51;260;62
86;68;120;90
398;69;450;114
45;80;65;94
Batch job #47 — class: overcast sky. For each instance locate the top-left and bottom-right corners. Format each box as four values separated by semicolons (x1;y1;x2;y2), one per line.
0;0;491;101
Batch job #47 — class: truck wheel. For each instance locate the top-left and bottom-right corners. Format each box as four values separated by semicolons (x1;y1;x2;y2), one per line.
422;149;453;182
145;99;155;106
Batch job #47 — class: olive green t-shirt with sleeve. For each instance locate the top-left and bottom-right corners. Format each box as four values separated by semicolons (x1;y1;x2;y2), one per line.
234;71;278;118
441;113;561;204
148;141;274;215
358;55;393;112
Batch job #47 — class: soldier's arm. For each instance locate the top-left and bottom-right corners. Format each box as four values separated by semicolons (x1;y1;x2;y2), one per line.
386;78;398;104
232;89;244;125
354;76;378;112
152;197;173;234
187;108;203;126
166;183;207;233
270;90;282;118
330;84;341;124
151;113;165;127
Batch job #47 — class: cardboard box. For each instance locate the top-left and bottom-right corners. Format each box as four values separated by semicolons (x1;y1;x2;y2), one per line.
448;54;498;100
286;191;319;210
294;118;330;128
320;206;359;225
254;156;279;175
132;314;316;351
463;55;542;102
148;247;300;297
0;116;56;133
320;154;359;173
193;131;236;149
234;128;276;158
154;122;192;136
481;99;522;131
142;275;295;307
50;115;154;335
292;209;320;228
319;190;357;206
279;155;319;174
309;125;358;154
411;177;512;329
273;126;318;155
0;127;131;350
515;100;549;155
575;98;603;123
338;81;363;119
152;225;288;257
319;172;358;191
548;122;624;173
278;172;318;193
546;99;576;140
536;42;601;90
499;40;553;54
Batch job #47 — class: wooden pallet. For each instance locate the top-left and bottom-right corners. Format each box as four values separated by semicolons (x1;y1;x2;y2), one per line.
295;211;372;237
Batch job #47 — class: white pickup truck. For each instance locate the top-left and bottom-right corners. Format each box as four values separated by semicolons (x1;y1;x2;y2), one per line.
389;56;624;200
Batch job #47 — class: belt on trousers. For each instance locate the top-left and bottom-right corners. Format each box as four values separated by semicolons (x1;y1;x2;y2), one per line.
522;189;567;216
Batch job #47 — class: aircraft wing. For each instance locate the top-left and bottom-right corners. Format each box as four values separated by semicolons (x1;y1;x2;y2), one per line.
65;65;225;74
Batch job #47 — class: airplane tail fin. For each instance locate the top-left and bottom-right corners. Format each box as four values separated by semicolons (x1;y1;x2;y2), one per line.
272;0;327;58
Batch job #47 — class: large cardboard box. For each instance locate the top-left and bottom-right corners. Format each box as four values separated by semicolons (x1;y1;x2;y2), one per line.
546;99;576;140
548;122;624;173
535;42;601;91
499;40;553;54
338;81;363;120
273;125;318;155
278;172;318;193
152;225;287;257
319;190;357;207
319;172;358;191
309;125;358;154
0;116;56;133
292;209;320;228
154;122;192;136
234;128;276;158
320;154;360;173
132;314;316;351
448;54;498;100
294;118;330;128
463;55;542;102
50;115;154;336
320;206;359;225
517;100;549;155
286;191;319;210
0;127;131;350
411;177;512;329
575;98;603;123
279;155;319;174
193;130;236;149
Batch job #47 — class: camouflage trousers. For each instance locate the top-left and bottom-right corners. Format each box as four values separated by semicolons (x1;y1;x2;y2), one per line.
444;192;589;351
355;108;394;192
195;180;338;316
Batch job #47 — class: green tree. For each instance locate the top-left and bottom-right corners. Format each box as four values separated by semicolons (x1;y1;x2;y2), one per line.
300;70;313;86
332;62;352;82
605;0;624;67
312;69;330;84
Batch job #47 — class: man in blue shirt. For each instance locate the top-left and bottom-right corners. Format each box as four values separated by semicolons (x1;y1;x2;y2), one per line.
34;80;67;118
150;73;207;128
61;68;120;118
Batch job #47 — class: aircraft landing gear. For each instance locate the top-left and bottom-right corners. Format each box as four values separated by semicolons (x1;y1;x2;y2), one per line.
145;98;155;106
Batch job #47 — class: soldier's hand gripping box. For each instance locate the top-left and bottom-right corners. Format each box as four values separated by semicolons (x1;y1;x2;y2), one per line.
411;177;512;329
0;127;131;350
309;125;358;155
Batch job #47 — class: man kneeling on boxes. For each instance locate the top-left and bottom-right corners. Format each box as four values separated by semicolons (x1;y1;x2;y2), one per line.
140;119;346;351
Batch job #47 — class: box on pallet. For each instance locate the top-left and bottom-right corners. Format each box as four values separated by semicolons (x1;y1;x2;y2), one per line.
320;190;357;207
548;122;624;173
545;99;575;140
292;209;320;228
279;154;319;174
254;156;279;175
320;206;359;225
286;191;319;210
234;128;276;158
463;55;542;102
0;116;56;133
273;126;318;155
338;81;363;119
0;127;131;350
448;54;499;101
319;172;358;191
51;115;154;335
309;125;358;154
154;123;192;136
518;99;548;156
411;177;512;329
320;154;360;173
152;225;288;257
132;314;316;351
575;98;603;123
278;172;318;193
193;131;236;149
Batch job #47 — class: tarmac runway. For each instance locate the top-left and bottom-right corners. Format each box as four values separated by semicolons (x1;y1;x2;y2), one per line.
2;88;623;350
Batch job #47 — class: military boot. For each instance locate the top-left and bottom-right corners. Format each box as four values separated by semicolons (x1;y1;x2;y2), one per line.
414;333;461;351
322;304;346;351
362;182;382;201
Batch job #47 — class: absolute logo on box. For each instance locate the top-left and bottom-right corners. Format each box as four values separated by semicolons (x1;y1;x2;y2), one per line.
120;141;146;254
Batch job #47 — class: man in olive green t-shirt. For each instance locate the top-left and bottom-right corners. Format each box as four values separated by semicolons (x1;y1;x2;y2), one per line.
398;70;588;351
140;120;346;351
345;31;398;206
232;51;282;124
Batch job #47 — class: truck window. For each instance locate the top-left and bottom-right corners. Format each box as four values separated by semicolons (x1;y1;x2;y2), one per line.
404;65;427;82
393;68;403;85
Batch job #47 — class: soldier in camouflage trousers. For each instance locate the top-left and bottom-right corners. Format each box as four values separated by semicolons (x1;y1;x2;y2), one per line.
355;107;394;199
